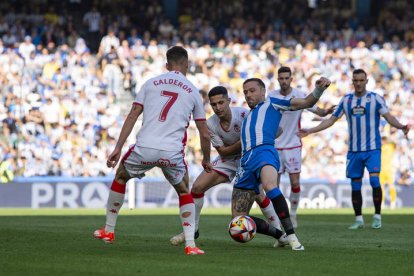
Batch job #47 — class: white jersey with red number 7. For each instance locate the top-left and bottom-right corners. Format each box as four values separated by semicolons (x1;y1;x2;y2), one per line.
133;71;206;151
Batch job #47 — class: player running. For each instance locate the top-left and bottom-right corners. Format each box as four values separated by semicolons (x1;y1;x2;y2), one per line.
93;46;212;255
170;86;285;246
269;66;335;227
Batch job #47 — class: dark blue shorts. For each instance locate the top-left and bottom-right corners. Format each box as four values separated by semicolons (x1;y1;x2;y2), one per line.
346;150;381;179
234;145;280;194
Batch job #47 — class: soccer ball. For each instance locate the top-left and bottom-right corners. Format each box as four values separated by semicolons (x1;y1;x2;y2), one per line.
228;215;256;243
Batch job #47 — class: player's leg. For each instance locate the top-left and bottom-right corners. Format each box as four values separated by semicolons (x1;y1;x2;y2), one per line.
170;170;228;245
288;173;300;228
255;186;281;230
94;162;132;242
389;177;397;209
162;152;204;255
260;165;303;250
232;187;286;246
346;152;365;229
367;150;382;229
283;148;302;227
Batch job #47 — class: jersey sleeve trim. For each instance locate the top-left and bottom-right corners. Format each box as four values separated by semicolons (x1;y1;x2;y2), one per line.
194;118;206;121
133;102;143;107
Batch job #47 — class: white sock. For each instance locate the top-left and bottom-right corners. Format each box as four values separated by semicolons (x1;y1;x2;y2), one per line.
355;215;364;222
259;197;281;231
105;183;126;232
179;194;196;247
373;214;381;220
192;192;204;231
289;188;301;216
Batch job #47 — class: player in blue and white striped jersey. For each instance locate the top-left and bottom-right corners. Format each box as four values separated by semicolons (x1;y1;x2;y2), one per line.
300;69;410;230
233;76;331;250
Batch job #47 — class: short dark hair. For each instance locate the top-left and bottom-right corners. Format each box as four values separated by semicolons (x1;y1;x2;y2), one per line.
166;46;188;64
353;69;367;77
278;66;292;75
208;86;228;98
243;78;265;89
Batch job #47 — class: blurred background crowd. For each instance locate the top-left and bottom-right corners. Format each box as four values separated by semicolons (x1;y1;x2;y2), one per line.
0;0;413;186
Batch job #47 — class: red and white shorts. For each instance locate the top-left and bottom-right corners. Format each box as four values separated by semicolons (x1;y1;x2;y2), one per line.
122;145;187;185
211;155;240;182
277;147;302;174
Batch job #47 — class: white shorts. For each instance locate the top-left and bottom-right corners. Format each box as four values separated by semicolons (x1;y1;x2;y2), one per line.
122;145;187;185
277;147;302;174
211;155;240;181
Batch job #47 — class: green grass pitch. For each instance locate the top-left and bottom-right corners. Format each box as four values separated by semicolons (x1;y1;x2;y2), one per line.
1;208;413;276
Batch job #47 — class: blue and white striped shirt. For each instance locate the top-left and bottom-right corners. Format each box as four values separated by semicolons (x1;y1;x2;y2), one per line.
333;91;389;152
241;96;291;154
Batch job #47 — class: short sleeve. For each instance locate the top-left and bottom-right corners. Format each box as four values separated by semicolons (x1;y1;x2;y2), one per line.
133;81;147;107
332;97;345;118
269;96;291;111
192;90;206;121
376;94;389;115
207;119;223;147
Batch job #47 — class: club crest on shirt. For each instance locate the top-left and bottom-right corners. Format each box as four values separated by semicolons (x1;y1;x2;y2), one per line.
351;106;366;116
234;124;240;132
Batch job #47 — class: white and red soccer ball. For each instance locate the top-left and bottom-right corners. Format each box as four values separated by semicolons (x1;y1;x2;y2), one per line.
228;215;256;243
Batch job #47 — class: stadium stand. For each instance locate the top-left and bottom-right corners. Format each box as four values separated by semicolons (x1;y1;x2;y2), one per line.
0;0;413;185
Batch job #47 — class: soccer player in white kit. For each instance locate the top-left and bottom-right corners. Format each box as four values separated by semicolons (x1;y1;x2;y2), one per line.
170;86;286;246
93;46;212;255
269;66;335;228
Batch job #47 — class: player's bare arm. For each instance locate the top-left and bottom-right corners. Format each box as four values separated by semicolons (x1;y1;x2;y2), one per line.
315;105;336;117
290;77;331;111
195;120;213;172
216;140;242;157
231;188;256;217
298;115;338;138
382;113;410;136
107;104;143;168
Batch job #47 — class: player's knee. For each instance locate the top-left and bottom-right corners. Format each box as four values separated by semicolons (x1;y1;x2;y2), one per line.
191;184;205;194
351;179;362;191
369;175;381;188
114;164;130;184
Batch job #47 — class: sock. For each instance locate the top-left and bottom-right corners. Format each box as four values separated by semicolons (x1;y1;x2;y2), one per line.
372;186;382;215
258;196;281;230
105;180;126;232
191;192;204;231
289;186;301;216
351;179;363;217
250;216;283;239
267;188;294;235
373;214;381;220
179;194;196;247
351;190;363;216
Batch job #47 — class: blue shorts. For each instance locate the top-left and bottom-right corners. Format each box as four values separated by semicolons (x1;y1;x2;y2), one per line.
346;150;381;179
234;145;280;194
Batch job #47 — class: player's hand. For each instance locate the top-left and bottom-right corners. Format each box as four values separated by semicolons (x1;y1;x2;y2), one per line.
107;147;122;168
324;105;337;116
402;124;410;136
297;129;311;138
315;77;331;90
202;160;213;173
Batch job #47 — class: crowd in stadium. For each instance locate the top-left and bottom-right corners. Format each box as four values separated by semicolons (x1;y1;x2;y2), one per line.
0;0;413;185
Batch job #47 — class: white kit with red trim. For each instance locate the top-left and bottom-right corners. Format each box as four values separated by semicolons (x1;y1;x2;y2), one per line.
269;88;317;150
133;71;205;151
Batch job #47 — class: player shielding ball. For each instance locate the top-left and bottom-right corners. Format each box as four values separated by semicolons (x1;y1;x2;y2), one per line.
269;66;335;228
299;69;410;229
170;86;285;246
232;76;331;251
93;46;212;255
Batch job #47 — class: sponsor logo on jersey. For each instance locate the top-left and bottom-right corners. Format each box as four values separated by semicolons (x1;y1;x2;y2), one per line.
234;124;240;132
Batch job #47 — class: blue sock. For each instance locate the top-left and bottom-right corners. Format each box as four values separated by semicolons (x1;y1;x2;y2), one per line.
369;176;381;188
266;187;282;200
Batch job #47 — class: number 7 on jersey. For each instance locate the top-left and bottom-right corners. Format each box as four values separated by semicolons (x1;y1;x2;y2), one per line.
159;91;178;122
